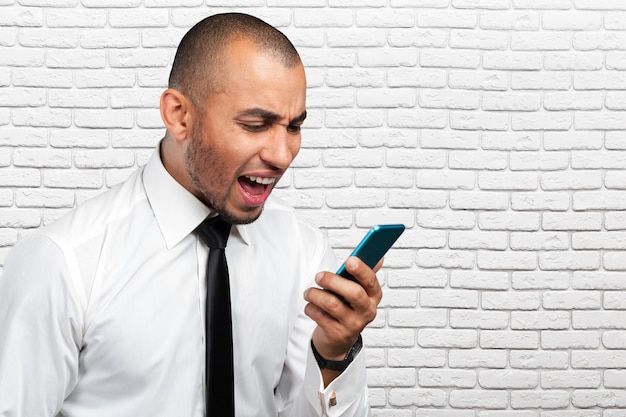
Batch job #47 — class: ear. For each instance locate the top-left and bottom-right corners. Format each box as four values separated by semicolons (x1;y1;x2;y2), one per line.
160;88;194;142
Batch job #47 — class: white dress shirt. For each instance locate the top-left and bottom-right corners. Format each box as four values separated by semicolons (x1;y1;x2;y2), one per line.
0;148;370;417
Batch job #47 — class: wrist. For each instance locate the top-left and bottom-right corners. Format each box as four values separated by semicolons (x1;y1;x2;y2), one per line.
311;335;363;372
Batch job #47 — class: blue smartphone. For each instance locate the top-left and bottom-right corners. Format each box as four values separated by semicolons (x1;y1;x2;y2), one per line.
336;224;405;283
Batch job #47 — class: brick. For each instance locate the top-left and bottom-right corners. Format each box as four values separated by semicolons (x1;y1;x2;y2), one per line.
110;88;161;109
49;89;108;108
416;249;475;269
511;350;569;370
483;51;542;70
482;132;540;151
545;52;604;71
451;111;509;131
544;131;603;150
358;129;418;148
510;232;569;250
16;189;74;208
606;212;626;230
448;70;508;91
574;311;626;330
575;72;626;90
386;149;446;169
327;29;385;47
388;190;447;209
46;50;105;68
141;28;187;48
18;28;77;48
482;92;541;111
82;0;141;6
479;369;538;389
575;0;626;8
480;210;542;234
420;89;480;110
109;9;169;27
573;390;626;408
0;87;45;107
572;350;626;369
478;250;537;270
0;128;47;147
511;152;569;171
388;388;447;408
513;0;571;8
294;8;352;27
453;0;510;8
605;370;626;388
544;92;604;110
388;29;447;48
480;11;540;30
542;330;600;349
543;11;601;30
13;148;71;168
388;308;446;328
326;69;384;88
573;232;626;250
420;49;481;69
357;88;416;108
604;330;626;348
574;191;626;210
0;48;44;66
421;130;479;149
420;369;476;387
0;209;41;228
605;12;626;30
388;109;447;129
449;349;507;369
355;169;414;188
541;171;602;190
449;191;509;210
478;172;538;191
356;8;415;27
449;389;508;409
512;112;572;131
13;68;73;88
511;32;571;51
417;170;475;190
449;309;509;329
572;151;626;168
387;68;447;88
511;311;570;330
360;48;419;67
483;291;540;310
605;252;626;271
109;49;169;68
418;329;478;348
12;108;72;128
449;30;508;50
75;69;135;88
46;9;106;27
539;251;601;271
418;210;476;229
74;149;135;168
74;109;134;129
512;72;571;90
418;10;477;28
449;228;508;250
511;390;570;409
0;7;43;26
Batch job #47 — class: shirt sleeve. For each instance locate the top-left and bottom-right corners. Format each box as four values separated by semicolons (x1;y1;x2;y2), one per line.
275;234;371;417
0;235;83;417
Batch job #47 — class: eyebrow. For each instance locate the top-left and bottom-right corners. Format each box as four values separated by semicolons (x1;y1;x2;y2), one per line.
236;108;307;125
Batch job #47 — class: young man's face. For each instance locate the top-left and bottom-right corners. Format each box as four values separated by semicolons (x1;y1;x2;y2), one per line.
184;39;307;224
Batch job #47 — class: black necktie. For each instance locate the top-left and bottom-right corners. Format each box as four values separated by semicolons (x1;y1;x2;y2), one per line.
196;216;234;417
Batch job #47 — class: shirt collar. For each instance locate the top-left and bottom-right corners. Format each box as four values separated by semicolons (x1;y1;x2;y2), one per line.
143;144;251;249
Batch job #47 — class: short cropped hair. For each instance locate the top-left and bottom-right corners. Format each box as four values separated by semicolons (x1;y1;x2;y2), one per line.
168;13;302;108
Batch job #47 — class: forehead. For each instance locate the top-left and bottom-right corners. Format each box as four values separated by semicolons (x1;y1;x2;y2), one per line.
208;39;306;118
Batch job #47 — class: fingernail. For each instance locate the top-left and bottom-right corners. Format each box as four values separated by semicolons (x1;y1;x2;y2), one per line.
315;272;323;284
347;257;358;269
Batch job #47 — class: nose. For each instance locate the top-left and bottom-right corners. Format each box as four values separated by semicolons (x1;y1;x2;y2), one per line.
260;126;300;170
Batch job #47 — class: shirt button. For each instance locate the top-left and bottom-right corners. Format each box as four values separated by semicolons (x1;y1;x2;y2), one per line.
329;391;337;407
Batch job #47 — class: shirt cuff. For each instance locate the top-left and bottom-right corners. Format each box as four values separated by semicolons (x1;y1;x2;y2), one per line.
303;342;368;416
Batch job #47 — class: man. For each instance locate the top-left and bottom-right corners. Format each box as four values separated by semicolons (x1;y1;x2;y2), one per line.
0;13;381;417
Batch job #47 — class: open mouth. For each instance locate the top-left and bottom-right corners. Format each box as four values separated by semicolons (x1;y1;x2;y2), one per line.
237;175;276;206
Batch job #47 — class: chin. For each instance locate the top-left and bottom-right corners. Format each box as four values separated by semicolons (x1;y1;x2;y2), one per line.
218;205;264;225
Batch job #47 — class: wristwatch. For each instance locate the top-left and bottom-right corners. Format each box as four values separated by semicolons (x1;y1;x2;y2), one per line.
311;335;363;372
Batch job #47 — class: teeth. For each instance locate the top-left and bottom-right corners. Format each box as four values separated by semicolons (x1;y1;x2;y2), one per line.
246;176;276;185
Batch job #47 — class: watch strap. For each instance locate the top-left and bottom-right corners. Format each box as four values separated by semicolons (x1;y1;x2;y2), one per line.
311;335;363;372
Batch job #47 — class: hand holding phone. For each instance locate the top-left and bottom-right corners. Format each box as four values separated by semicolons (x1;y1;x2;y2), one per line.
336;224;405;283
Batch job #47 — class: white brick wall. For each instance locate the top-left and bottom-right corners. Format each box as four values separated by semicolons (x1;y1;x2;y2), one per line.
1;1;626;415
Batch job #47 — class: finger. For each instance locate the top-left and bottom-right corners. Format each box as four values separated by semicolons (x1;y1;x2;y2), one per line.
343;257;383;301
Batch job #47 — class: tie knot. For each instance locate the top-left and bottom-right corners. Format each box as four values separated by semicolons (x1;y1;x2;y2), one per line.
197;216;231;249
